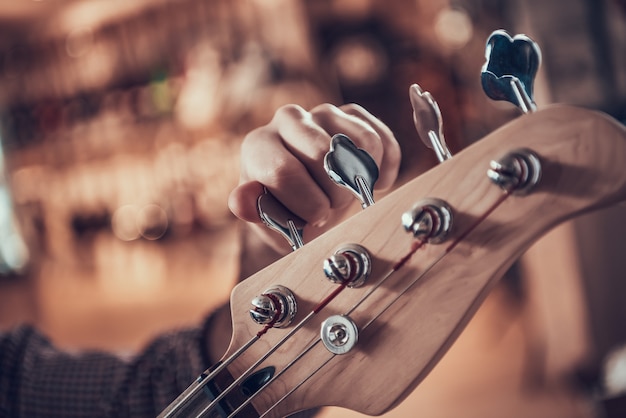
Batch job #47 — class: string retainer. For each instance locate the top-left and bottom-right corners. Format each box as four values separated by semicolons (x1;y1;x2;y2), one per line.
320;314;359;355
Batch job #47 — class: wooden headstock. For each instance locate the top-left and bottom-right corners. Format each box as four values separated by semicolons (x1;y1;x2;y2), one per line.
161;105;626;418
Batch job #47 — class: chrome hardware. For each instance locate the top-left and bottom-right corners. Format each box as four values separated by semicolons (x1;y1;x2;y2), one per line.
323;244;371;288
257;192;305;251
481;30;541;113
409;83;452;163
320;314;359;355
601;344;626;398
324;134;379;208
487;148;542;195
249;285;297;328
402;198;453;244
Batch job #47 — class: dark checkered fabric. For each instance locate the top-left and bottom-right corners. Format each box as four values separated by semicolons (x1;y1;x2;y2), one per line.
0;323;211;418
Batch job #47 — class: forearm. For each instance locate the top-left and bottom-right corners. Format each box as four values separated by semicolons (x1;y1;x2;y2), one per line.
0;325;209;418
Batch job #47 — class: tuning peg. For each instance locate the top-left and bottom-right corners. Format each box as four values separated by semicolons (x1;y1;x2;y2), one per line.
323;244;371;288
409;83;452;163
249;285;297;328
481;29;541;113
324;134;379;208
257;191;305;250
402;198;453;244
487;148;542;195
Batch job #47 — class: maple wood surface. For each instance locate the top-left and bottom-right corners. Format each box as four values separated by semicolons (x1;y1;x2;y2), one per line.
224;105;626;417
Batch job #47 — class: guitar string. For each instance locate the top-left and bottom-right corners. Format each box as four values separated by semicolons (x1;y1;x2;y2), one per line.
191;238;423;418
194;311;316;417
163;286;306;417
227;239;427;417
233;151;528;417
194;263;362;417
162;288;299;416
163;252;360;416
160;332;263;417
258;188;513;418
196;177;516;417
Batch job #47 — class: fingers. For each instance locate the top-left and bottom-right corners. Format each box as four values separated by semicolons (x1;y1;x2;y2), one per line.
231;106;332;226
228;181;265;223
229;103;401;230
337;103;402;191
270;104;360;213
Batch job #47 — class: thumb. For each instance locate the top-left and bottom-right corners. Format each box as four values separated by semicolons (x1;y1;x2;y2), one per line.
228;181;266;223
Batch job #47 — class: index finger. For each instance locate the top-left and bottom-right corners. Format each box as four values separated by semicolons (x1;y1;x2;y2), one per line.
338;103;402;191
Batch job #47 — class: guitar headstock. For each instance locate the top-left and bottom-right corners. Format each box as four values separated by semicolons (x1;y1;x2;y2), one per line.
159;29;626;418
223;105;626;417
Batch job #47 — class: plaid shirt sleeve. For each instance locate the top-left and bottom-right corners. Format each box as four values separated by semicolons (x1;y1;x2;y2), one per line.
0;319;214;418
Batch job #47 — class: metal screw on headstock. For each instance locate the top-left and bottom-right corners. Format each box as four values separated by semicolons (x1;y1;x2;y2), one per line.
481;30;542;114
324;134;379;208
409;83;452;163
257;191;305;250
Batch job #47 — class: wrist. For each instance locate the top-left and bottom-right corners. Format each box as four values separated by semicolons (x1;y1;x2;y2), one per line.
203;303;232;366
237;223;287;282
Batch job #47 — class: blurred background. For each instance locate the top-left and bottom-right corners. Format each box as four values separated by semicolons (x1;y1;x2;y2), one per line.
0;0;625;417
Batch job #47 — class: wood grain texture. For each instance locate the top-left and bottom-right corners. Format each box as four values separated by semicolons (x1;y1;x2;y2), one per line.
225;105;626;417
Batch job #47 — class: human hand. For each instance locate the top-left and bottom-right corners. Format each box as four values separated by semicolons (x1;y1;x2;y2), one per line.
228;103;401;255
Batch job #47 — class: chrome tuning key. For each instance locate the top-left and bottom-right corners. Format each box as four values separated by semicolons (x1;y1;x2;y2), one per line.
481;30;541;113
324;134;379;208
487;148;542;195
257;191;305;251
409;83;452;163
402;198;453;244
249;285;297;328
323;244;371;288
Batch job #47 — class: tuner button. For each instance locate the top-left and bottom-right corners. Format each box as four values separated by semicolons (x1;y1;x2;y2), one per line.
402;198;453;244
487;148;542;195
324;134;379;208
481;30;541;113
323;244;371;288
409;84;452;163
320;314;359;355
257;192;305;251
249;285;297;328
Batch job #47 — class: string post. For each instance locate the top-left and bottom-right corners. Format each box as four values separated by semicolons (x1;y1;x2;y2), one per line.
323;244;371;288
487;148;542;195
250;285;298;328
402;198;454;244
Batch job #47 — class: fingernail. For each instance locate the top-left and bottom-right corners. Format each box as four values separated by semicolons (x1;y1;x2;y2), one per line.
313;214;329;228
